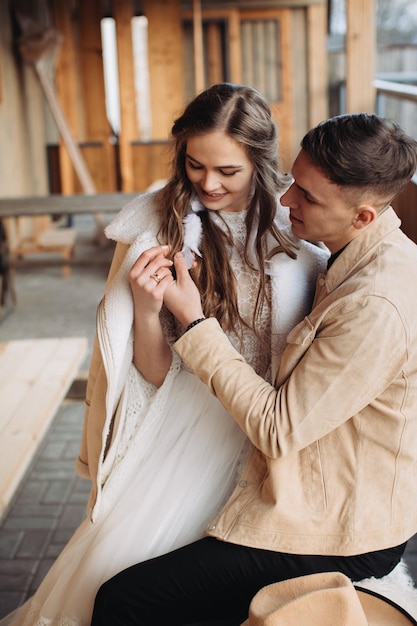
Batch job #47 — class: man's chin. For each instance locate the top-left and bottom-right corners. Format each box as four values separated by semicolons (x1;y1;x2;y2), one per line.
290;222;304;236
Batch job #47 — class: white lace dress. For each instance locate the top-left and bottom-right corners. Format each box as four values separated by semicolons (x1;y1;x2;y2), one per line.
1;211;273;626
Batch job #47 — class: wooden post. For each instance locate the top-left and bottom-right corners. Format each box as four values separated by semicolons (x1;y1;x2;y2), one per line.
227;10;242;84
306;3;328;127
193;0;205;94
207;22;224;86
143;0;185;140
78;0;117;191
346;0;376;113
111;0;138;192
50;0;83;195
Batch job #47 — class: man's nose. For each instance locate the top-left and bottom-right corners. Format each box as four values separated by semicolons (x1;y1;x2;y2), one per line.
280;182;297;207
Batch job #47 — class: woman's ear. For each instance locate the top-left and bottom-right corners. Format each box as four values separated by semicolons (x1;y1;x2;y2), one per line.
352;205;377;231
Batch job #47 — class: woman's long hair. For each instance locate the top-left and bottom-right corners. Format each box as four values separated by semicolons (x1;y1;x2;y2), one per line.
158;82;296;332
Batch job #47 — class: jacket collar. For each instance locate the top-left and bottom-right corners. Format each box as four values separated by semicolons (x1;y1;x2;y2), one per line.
324;207;401;292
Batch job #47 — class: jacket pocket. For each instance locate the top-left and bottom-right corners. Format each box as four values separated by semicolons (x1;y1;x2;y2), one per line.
301;441;327;512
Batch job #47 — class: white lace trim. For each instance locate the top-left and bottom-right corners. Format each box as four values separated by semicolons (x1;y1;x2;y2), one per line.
214;210;272;380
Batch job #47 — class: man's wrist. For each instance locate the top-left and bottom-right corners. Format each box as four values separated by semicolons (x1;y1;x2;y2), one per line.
185;317;206;332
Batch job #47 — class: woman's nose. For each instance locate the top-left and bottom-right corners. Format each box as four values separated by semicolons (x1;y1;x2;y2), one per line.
201;171;221;191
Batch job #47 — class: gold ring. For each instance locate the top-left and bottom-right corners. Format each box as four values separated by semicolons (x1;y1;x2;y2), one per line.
150;272;161;284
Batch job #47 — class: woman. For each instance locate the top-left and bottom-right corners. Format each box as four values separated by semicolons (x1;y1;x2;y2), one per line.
1;83;328;625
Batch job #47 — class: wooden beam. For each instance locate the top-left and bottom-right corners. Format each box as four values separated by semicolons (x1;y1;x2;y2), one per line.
0;193;139;218
144;0;185;140
226;10;242;84
345;0;376;113
50;0;84;194
207;22;224;86
111;0;137;191
78;0;117;191
193;0;205;93
306;3;328;127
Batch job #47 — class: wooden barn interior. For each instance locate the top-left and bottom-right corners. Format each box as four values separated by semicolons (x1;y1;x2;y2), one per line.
0;0;416;272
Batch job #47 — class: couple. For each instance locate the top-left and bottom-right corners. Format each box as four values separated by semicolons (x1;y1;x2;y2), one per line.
3;83;417;625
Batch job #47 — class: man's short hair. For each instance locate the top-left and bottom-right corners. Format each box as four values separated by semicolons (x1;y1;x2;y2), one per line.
301;113;417;204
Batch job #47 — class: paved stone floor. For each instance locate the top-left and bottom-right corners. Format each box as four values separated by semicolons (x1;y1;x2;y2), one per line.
0;214;417;619
0;400;90;618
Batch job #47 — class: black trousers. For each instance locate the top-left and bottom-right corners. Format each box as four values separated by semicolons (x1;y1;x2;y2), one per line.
90;536;406;626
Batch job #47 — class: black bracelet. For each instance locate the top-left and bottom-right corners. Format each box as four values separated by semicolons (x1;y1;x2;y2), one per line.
185;317;206;332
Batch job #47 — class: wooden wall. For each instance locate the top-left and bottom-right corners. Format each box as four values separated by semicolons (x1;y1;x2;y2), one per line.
1;0;329;198
392;180;417;244
0;1;50;197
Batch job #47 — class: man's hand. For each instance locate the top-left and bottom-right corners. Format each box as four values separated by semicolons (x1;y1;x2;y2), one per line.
164;252;205;329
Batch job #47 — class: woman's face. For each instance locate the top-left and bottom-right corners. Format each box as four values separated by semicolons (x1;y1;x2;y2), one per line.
185;131;255;213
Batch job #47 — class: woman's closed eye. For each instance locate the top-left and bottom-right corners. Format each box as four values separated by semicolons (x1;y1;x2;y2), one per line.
186;159;241;177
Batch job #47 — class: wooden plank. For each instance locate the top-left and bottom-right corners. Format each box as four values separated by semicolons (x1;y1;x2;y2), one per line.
78;1;112;142
131;142;171;190
144;0;185;139
290;8;308;156
207;22;223;85
240;8;293;171
76;144;118;194
78;1;117;192
0;192;138;218
181;7;242;84
0;337;88;518
112;0;137;192
346;0;376;113
50;0;84;194
306;3;328;127
193;0;205;93
227;10;242;83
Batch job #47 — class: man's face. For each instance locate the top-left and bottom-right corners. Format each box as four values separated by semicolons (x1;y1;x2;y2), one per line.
280;150;360;253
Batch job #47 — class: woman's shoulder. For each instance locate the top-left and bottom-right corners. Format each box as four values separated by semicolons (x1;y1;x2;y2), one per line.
105;190;162;244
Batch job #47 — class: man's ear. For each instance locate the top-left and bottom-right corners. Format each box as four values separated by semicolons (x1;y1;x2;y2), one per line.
352;205;377;231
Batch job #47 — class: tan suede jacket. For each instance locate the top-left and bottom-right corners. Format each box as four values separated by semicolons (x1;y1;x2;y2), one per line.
174;207;417;557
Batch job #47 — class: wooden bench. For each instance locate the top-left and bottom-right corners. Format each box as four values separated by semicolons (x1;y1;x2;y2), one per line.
3;215;77;277
0;337;88;518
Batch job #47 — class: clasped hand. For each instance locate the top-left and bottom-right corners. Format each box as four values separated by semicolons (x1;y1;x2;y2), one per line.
129;245;204;328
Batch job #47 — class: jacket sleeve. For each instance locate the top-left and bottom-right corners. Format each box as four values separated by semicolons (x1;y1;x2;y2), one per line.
173;297;408;458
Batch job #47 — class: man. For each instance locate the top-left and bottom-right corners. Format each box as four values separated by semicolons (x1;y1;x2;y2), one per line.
91;113;417;625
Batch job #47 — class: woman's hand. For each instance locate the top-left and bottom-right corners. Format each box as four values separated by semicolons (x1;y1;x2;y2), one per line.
129;244;174;319
129;245;174;387
164;252;205;329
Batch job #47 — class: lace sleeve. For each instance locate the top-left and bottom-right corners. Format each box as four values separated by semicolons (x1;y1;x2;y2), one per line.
159;305;182;347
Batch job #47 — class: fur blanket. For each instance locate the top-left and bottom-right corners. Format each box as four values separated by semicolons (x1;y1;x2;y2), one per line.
355;559;417;619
